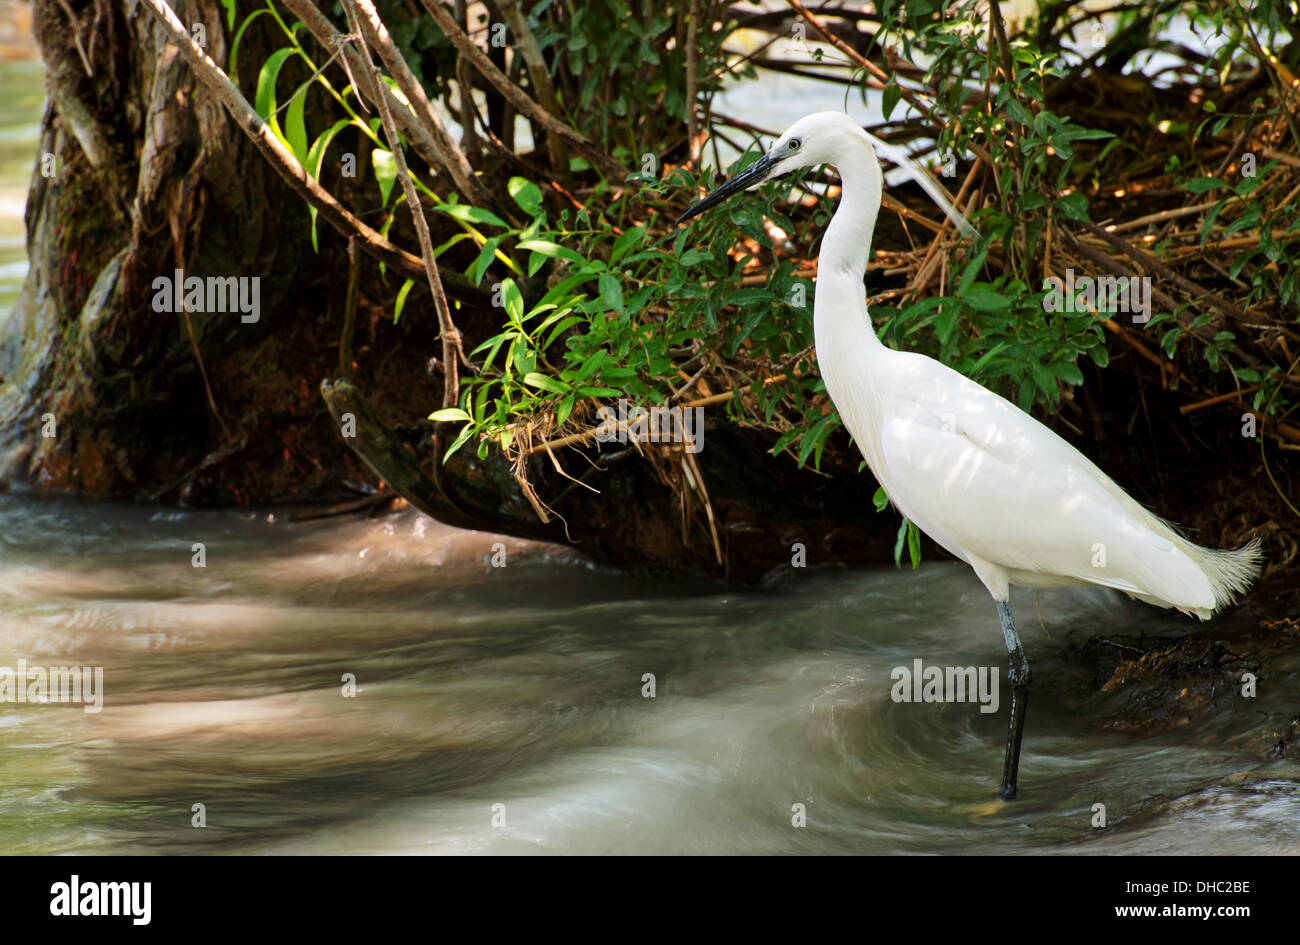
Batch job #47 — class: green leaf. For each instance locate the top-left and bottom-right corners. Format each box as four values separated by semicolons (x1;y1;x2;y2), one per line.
1161;327;1181;358
796;414;831;468
574;349;608;383
598;273;625;314
1052;359;1084;386
305;119;354;251
428;408;472;422
501;278;524;325
228;9;269;81
963;287;1009;312
882;80;902;120
511;336;536;375
872;486;889;512
1223;203;1261;238
372;148;397;206
1184;176;1227;194
1054;126;1114;143
935;303;959;344
285;82;309;163
393;279;415;323
442;422;477;462
1017;191;1049;212
508;177;544;216
527;303;561;327
470;236;500;285
436;203;509;228
523;372;569;394
475;332;511;375
544;315;582;349
906;520;921;569
306;119;354;179
1054;192;1091;222
254;48;295;145
968;341;1009;377
771;428;801;456
1199;199;1225;247
1005;98;1034;126
726;287;776;307
517;239;585;263
556;392;577;428
728;315;763;355
1031;360;1058;400
957;247;989;295
611;224;645;265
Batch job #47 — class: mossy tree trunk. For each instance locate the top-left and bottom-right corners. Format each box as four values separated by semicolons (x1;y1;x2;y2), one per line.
0;0;318;499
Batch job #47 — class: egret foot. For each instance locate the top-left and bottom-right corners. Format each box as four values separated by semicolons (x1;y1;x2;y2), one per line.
965;799;1008;818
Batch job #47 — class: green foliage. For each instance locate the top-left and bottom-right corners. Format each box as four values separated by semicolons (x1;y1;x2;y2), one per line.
413;149;836;471
874;486;922;569
426;0;1297;481
233;0;1297;552
526;0;735;160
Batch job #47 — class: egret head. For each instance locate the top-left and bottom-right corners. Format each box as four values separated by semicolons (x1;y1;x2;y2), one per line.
676;112;872;224
675;112;976;239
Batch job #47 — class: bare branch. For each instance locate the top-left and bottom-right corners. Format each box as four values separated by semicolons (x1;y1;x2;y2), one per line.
417;0;627;180
280;0;490;207
496;0;568;168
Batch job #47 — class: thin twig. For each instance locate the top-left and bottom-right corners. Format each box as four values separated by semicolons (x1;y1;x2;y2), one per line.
271;39;349;118
497;0;568;169
280;0;488;207
1106;200;1219;234
525;375;791;456
686;0;700;168
417;0;627;180
339;236;360;377
1078;218;1250;330
54;0;93;77
345;0;463;407
453;0;478;157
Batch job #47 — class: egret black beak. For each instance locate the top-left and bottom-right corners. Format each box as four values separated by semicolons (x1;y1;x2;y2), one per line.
676;152;780;224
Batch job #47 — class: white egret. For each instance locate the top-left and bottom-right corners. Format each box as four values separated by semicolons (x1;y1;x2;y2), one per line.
677;112;1262;799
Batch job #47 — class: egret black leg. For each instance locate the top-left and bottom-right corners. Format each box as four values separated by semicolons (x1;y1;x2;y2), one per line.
996;600;1031;800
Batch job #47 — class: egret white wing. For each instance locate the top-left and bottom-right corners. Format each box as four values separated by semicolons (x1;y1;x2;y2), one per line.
874;353;1217;611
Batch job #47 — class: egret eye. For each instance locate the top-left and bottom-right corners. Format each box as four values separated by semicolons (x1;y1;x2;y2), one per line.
789;138;802;150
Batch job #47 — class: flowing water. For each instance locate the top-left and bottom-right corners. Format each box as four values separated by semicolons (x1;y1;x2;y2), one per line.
1;48;1297;857
1;497;1297;855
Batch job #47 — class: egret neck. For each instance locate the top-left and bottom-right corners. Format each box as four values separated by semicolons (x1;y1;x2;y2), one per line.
812;136;890;487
